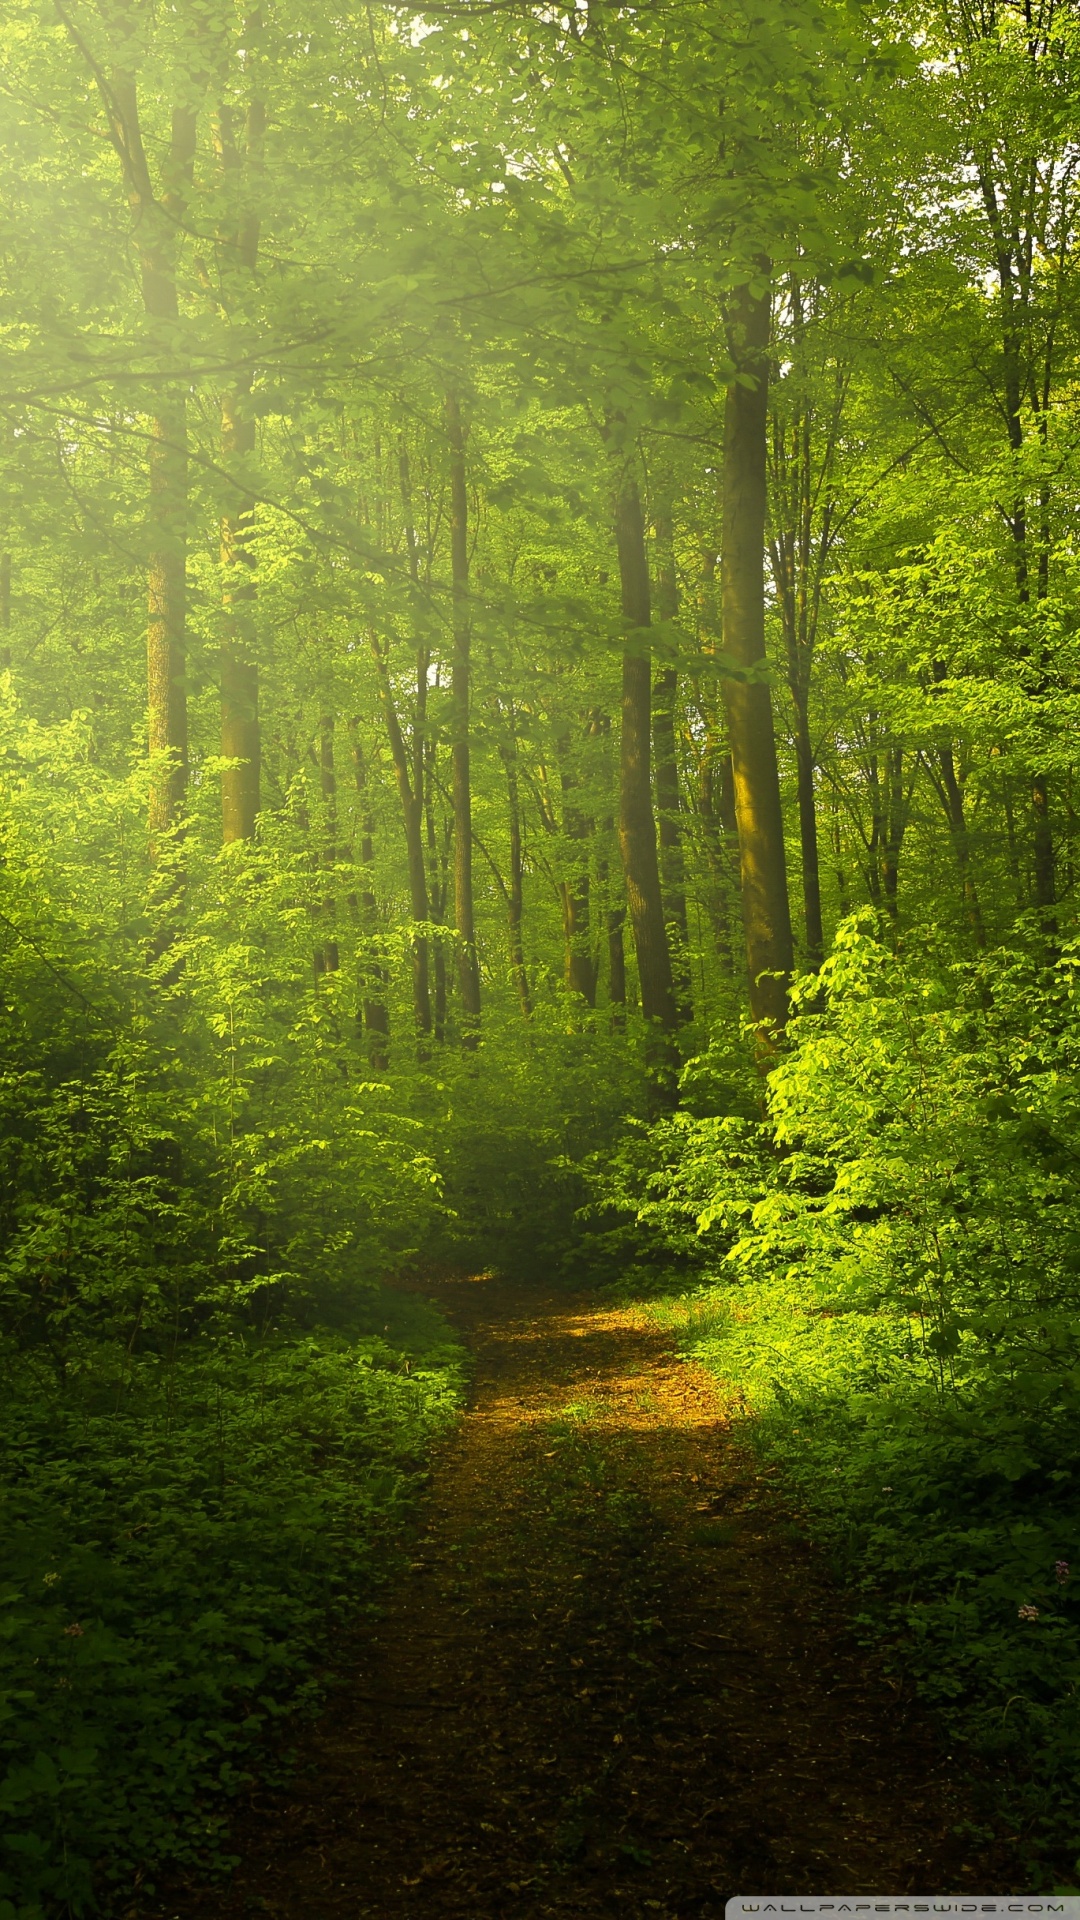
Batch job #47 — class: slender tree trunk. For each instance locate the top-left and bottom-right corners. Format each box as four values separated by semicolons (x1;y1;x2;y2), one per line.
55;42;198;844
831;795;850;921
369;633;432;1034
613;472;677;1043
497;732;531;1018
693;554;738;972
792;687;823;969
652;668;688;939
220;384;260;842
111;83;197;844
446;394;480;1039
217;95;265;845
315;712;340;975
881;748;904;915
397;440;433;1035
425;744;448;1043
982;174;1056;923
555;729;597;1006
604;848;627;1028
721;279;794;1034
697;729;739;973
147;404;189;838
934;744;986;947
864;748;887;910
651;509;690;1013
349;720;389;1066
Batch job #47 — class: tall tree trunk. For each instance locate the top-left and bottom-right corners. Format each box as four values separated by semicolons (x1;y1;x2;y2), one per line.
721;280;794;1034
446;394;480;1039
425;742;449;1043
651;508;690;1009
693;553;739;971
881;747;905;915
555;729;597;1006
830;794;851;921
349;719;389;1067
652;667;688;941
147;404;189;839
791;687;823;970
396;440;433;1035
56;35;199;844
696;726;739;973
976;162;1055;922
109;81;197;842
603;846;627;1028
369;632;432;1035
499;733;532;1018
613;472;677;1042
220;383;259;843
218;95;265;845
931;741;986;947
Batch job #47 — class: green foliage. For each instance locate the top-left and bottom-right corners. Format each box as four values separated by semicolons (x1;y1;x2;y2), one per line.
0;1318;464;1918
600;918;1080;1868
7;0;1080;1897
0;701;478;1915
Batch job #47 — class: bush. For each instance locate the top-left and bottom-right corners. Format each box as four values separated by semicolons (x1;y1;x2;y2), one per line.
0;1302;465;1918
608;916;1080;1874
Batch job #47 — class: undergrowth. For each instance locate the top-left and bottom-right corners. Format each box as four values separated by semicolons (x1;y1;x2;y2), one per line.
0;1294;465;1919
578;915;1080;1882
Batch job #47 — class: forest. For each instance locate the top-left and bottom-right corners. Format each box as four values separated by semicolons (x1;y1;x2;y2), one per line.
2;0;1080;1910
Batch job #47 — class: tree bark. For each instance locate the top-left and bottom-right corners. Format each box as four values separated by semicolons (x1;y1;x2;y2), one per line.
696;727;740;973
651;511;690;999
721;279;794;1035
425;741;449;1043
220;384;260;843
499;732;532;1018
613;472;678;1041
791;688;823;968
604;852;627;1027
930;741;986;947
147;404;189;838
446;394;481;1039
975;157;1055;920
396;439;433;1035
109;79;197;841
218;96;264;845
881;747;905;915
56;27;199;844
555;728;597;1006
369;632;433;1035
349;720;389;1066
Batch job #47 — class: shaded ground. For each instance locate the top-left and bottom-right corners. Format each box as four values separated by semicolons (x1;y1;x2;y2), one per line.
153;1274;1018;1919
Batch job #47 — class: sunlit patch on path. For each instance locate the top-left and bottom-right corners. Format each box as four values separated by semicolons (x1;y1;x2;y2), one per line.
154;1275;1016;1920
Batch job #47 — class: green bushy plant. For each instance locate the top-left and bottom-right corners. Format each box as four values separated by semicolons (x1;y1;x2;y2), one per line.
0;699;473;1916
614;916;1080;1871
0;1317;465;1918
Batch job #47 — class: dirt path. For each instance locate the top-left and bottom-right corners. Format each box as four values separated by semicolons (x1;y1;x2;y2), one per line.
157;1274;1016;1919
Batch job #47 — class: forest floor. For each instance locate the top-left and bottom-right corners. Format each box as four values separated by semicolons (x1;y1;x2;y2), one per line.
151;1273;1019;1920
